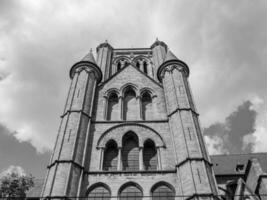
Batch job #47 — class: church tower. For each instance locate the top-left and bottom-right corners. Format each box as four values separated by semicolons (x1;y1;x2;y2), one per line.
42;40;218;199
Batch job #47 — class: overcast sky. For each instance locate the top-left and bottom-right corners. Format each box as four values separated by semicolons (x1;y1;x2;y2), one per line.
0;0;267;178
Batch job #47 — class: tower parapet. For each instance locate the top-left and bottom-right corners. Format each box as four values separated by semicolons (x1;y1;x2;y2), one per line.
96;41;113;81
150;39;168;75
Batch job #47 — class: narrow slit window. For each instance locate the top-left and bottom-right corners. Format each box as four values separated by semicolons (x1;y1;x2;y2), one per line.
143;61;148;74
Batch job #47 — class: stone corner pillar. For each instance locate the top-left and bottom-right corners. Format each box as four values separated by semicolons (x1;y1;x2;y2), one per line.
41;59;102;198
157;55;218;199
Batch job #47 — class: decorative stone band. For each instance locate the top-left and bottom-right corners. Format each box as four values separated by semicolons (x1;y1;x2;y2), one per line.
86;169;177;175
168;107;199;118
157;60;190;82
69;60;102;82
176;157;213;168
47;159;84;170
60;109;92;119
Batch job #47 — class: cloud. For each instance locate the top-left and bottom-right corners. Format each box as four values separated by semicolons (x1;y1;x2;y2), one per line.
0;165;26;178
203;101;257;154
0;0;266;158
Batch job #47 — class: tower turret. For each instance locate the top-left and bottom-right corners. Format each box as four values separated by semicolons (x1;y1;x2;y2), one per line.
150;39;168;77
42;50;102;198
158;50;218;199
96;41;113;81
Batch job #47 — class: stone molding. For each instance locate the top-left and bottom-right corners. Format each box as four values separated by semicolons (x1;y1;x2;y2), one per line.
157;61;190;82
69;60;102;82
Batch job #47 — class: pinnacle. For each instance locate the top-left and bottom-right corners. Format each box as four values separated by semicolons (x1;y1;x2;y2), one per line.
82;49;96;64
164;49;179;62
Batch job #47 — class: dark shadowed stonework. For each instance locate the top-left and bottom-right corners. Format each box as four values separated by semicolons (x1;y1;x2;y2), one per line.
34;41;267;200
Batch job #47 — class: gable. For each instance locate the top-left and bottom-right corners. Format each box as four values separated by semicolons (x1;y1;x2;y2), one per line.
99;64;162;90
93;64;167;121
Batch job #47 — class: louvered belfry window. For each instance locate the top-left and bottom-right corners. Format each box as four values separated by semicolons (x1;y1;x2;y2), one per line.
143;140;157;170
88;185;111;200
120;185;142;200
122;132;139;171
103;141;118;171
152;184;175;200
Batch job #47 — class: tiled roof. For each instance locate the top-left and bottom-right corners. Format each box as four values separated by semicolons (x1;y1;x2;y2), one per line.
210;153;267;175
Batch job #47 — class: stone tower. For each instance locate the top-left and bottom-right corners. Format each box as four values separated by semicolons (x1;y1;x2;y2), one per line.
42;40;218;199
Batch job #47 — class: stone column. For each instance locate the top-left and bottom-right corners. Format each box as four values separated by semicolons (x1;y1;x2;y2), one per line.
99;147;105;170
117;147;122;171
139;147;144;170
156;147;162;170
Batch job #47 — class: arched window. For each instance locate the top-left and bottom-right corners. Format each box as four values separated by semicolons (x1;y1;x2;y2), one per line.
141;92;152;120
136;61;140;69
119;184;142;200
123;87;138;120
103;140;118;171
122;132;139;171
143;140;157;170
143;61;148;74
106;93;119;120
88;184;111;200
117;62;121;71
152;184;175;200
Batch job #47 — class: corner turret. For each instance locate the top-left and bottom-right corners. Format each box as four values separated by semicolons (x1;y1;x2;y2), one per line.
69;49;102;82
157;49;189;82
150;39;168;75
96;40;113;81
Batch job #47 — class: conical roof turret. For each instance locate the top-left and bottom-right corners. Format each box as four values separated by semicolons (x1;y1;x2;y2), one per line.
82;49;96;64
69;49;102;81
157;49;190;81
164;49;179;62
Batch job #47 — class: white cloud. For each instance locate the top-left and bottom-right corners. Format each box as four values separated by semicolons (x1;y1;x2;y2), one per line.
0;165;26;178
204;135;228;155
0;0;267;154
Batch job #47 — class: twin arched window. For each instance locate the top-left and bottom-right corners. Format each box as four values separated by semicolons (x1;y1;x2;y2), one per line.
87;183;175;200
143;140;157;170
119;184;142;200
122;132;139;171
87;185;111;200
102;132;158;171
106;88;153;121
103;140;118;171
151;184;175;200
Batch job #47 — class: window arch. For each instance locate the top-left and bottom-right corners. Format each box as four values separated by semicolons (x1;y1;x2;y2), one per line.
106;92;119;120
151;183;175;200
141;92;152;120
123;87;138;120
143;139;157;170
119;183;143;200
122;132;139;171
87;184;111;200
103;140;118;171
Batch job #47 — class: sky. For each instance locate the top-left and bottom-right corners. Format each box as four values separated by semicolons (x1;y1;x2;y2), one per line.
0;0;267;178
